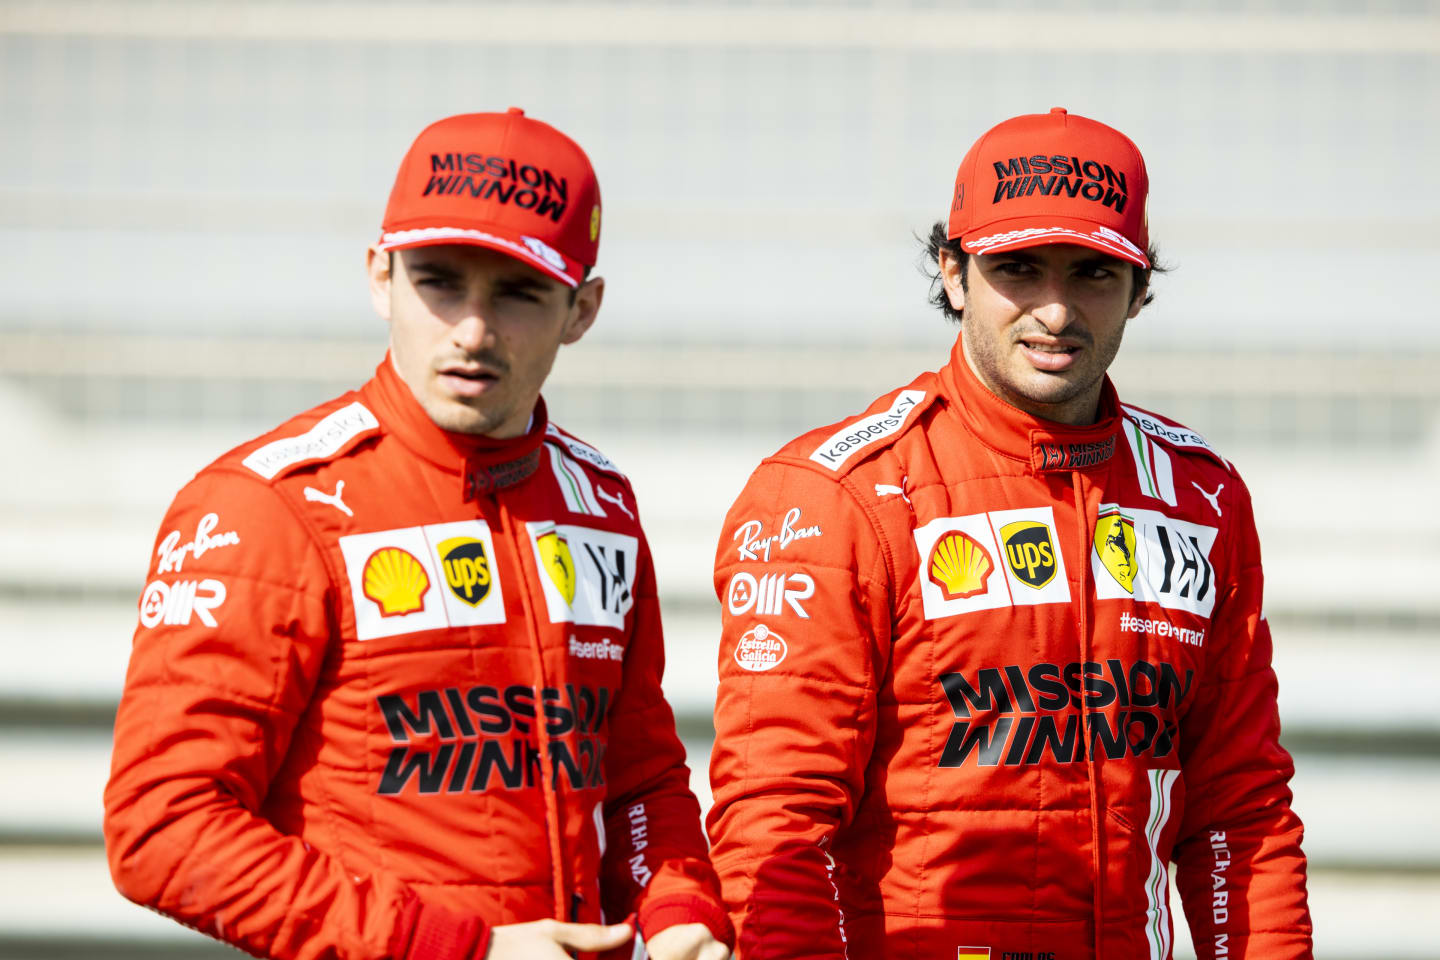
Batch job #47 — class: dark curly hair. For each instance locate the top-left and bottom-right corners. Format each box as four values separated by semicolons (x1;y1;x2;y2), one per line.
922;221;1165;323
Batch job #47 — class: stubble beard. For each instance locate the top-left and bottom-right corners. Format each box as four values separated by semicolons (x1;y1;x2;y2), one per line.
422;389;512;436
963;320;1127;419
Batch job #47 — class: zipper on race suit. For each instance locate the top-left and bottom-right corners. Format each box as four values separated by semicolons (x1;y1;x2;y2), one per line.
1071;469;1105;959
491;494;571;922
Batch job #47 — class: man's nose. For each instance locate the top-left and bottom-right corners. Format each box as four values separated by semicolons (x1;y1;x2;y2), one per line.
450;310;491;352
1029;281;1074;332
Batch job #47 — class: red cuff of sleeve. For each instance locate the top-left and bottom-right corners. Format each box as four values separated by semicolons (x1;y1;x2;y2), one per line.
638;892;736;950
391;894;493;960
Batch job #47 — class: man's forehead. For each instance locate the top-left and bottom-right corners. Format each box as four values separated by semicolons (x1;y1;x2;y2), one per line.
401;243;558;285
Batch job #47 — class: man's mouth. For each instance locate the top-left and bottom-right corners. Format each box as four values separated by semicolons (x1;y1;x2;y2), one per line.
1017;337;1082;371
438;364;502;397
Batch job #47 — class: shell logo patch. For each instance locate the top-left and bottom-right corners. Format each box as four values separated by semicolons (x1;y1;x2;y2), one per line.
1000;519;1057;589
340;521;506;640
734;623;787;672
914;507;1071;620
438;536;492;607
589;203;601;242
928;531;993;601
1094;508;1138;593
536;529;576;604
362;547;429;617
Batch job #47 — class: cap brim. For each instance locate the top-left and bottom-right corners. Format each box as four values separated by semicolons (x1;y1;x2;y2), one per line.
377;225;583;288
960;216;1149;269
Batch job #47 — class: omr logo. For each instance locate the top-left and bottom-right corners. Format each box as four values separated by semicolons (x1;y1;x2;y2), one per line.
138;578;226;628
1000;520;1057;589
438;536;491;606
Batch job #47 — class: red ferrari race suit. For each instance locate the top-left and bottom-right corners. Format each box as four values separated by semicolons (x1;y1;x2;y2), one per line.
105;356;731;960
708;338;1311;960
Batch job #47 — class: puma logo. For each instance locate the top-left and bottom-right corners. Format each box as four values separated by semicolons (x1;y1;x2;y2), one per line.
596;485;634;520
304;480;353;517
875;475;912;505
1191;481;1223;518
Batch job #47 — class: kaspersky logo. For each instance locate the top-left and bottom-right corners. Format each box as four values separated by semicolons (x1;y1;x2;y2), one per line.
438;536;492;606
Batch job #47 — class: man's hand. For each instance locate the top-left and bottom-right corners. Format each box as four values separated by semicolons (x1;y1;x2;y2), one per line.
644;922;731;960
484;919;632;958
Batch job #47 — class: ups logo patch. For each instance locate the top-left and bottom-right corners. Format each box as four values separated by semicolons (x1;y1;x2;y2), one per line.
1000;520;1057;589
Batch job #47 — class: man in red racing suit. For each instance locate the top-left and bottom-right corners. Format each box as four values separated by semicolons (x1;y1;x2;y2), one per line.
707;109;1311;959
105;110;732;960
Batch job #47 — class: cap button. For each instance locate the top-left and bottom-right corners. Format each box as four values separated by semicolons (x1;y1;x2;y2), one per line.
507;106;525;116
1050;107;1067;116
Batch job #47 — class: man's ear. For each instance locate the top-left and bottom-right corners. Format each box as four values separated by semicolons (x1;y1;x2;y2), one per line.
366;244;392;323
1127;280;1149;319
561;276;605;345
939;249;965;313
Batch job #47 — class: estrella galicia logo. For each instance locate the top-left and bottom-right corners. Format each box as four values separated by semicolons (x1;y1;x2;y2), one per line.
1000;520;1057;589
439;537;491;607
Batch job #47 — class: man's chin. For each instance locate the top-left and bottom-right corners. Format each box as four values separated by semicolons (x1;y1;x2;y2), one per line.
422;397;506;435
1011;370;1088;405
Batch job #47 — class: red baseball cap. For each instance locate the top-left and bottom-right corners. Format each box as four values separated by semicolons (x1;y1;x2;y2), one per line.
378;108;601;287
947;107;1149;268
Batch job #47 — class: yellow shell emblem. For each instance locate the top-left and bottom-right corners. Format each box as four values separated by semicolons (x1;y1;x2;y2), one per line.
928;531;993;601
589;204;601;242
1094;509;1137;593
537;529;576;605
362;547;430;617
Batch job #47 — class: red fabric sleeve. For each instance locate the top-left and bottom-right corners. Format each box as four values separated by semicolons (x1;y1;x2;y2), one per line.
705;461;891;959
1172;476;1313;959
597;526;733;951
103;470;484;960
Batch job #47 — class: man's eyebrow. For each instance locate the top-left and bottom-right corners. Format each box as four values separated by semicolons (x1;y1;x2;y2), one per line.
494;274;555;293
1073;255;1127;271
407;259;463;277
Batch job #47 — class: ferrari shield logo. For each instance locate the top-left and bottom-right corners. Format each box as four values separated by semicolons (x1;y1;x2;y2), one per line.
1094;508;1138;593
999;519;1057;589
536;529;576;605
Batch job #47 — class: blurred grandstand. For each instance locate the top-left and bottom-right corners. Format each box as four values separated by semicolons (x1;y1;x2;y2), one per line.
2;1;1438;957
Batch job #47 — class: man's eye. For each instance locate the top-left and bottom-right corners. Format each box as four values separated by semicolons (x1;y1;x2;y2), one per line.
499;289;541;303
995;262;1033;276
416;277;456;289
